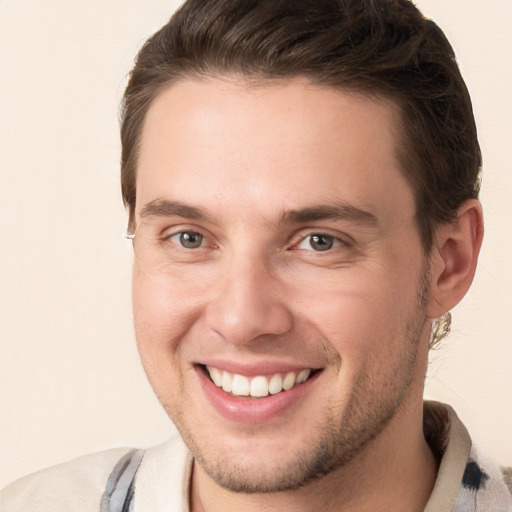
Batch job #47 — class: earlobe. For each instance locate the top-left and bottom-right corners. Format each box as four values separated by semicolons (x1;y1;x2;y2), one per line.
426;199;484;319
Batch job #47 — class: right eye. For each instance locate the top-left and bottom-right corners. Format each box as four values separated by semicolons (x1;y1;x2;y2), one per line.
168;231;205;249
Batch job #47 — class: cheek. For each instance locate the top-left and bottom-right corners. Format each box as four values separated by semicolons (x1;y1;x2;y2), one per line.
131;268;205;403
294;264;424;360
132;266;205;353
303;292;391;354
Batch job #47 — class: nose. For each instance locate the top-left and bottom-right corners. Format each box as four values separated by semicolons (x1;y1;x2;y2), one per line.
206;254;293;345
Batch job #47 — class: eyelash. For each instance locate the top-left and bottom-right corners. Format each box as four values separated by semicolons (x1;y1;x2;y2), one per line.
162;229;351;254
292;232;351;253
165;230;211;250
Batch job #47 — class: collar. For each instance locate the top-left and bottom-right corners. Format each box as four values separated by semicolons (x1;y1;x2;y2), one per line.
133;401;511;512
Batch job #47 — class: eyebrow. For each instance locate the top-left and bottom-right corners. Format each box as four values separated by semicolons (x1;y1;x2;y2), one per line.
139;198;378;227
280;203;378;227
140;199;215;222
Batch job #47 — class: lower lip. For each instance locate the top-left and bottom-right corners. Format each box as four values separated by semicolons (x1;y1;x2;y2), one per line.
196;366;321;424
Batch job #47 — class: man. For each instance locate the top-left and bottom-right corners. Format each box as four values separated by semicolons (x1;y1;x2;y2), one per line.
1;0;511;511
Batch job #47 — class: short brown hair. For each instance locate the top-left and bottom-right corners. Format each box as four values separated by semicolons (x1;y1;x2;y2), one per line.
120;0;481;250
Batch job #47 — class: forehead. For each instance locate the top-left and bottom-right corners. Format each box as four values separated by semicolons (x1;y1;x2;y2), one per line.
136;77;415;228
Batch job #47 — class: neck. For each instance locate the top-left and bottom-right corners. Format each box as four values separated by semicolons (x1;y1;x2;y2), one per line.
190;398;437;512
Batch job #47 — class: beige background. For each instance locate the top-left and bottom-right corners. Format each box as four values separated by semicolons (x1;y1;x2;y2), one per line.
0;0;511;489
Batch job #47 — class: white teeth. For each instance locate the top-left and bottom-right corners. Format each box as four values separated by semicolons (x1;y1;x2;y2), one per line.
296;369;311;384
250;376;269;397
268;374;283;395
231;374;250;396
282;372;296;391
221;372;232;393
208;366;222;387
206;366;313;398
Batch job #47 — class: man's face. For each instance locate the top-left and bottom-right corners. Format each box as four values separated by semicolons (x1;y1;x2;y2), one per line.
133;78;432;492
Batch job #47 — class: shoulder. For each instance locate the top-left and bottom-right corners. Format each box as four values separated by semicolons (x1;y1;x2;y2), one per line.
134;434;193;511
501;466;512;495
424;401;512;511
0;447;133;512
454;450;512;511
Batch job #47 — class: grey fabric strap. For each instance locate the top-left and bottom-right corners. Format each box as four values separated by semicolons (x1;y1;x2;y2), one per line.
100;448;145;512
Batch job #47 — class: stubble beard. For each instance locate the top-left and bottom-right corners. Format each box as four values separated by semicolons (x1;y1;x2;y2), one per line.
161;274;430;494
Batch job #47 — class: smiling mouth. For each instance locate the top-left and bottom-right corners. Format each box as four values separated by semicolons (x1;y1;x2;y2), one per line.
200;364;320;398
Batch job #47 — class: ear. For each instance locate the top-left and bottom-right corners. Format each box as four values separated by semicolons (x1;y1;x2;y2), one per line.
426;199;484;319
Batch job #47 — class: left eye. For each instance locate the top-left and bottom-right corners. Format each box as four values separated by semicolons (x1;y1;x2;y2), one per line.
297;233;342;252
168;231;205;249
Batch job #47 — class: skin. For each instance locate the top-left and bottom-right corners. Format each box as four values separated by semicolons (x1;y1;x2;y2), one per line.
132;77;482;512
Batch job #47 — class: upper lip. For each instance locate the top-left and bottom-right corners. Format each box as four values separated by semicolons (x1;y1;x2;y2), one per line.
197;359;322;377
